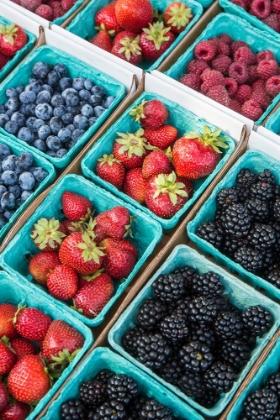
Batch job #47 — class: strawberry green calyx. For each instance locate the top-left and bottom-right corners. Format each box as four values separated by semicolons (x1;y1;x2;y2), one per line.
47;348;81;376
153;171;188;205
31;218;66;250
142;21;172;51
12;304;25;325
116;128;154;158
119;35;142;61
95;23;116;36
124;215;136;238
0;24;18;45
185;126;229;154
83;217;97;239
76;233;105;263
167;3;193;29
80;268;105;283
129;100;148;123
153;8;164;22
97;154;122;166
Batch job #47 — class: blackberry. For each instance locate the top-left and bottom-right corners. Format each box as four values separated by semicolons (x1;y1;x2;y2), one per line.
242;306;273;336
160;356;184;385
222;203;252;238
248;224;276;250
197;222;223;249
219;339;251;371
121;326;146;357
191;271;225;297
223;236;249;258
95;369;114;384
178;341;213;373
250;182;275;202
90;399;127;419
266;268;280;289
241;329;257;349
61;399;86;420
204;362;237;394
237;168;257;187
234;246;263;273
107;374;138;405
243;388;278;420
159;312;189;344
80;380;107;407
127;396;149;419
152;273;185;303
266;373;280;398
273;223;280;251
137;299;168;330
262;251;276;270
189;296;227;324
245;198;270;222
136;333;172;370
196;389;220;408
189;324;216;349
272;198;280;222
175;297;191;318
214;311;243;340
178;372;205;399
217;187;239;208
173;265;196;290
275;185;280;197
257;169;276;185
139;398;174;420
236;185;250;203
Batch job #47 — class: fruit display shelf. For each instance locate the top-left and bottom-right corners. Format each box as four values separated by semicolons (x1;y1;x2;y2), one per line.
0;270;93;420
0;174;162;327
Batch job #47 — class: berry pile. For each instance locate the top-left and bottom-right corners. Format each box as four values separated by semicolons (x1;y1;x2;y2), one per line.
90;0;193;67
197;168;280;287
121;266;273;408
231;0;280;33
0;61;115;159
60;369;184;419
0;143;48;230
180;34;280;120
10;0;78;21
95;99;228;219
28;192;138;318
0;23;27;71
0;303;84;420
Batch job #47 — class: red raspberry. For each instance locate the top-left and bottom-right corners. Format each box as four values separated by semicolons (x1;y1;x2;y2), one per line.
48;0;60;7
256;50;275;63
229;99;242;112
11;0;20;3
20;0;42;11
212;55;232;75
231;0;248;8
250;88;271;109
0;53;9;70
206;85;229;106
53;6;65;19
228;62;248;84
210;38;220;49
219;34;233;45
194;40;216;61
200;69;225;94
247;65;259;83
180;74;201;91
257;59;278;79
35;4;54;19
252;79;266;89
224;77;238;97
241;99;263;120
272;0;280;13
216;41;230;56
61;0;76;11
250;0;271;18
231;41;247;56
187;59;209;76
266;75;280;96
234;84;252;103
262;13;280;32
234;46;256;65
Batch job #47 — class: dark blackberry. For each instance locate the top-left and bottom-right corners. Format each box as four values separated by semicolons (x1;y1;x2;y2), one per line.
126;396;149;419
214;311;243;340
217;187;239;208
234;246;263;273
139;398;174;420
152;273;185;303
250;182;275;202
90;399;127;419
191;271;225;298
189;324;216;349
236;185;251;203
95;369;114;384
275;185;280;197
262;251;276;270
245;198;270;222
107;374;138;405
257;169;276;185
266;373;280;398
222;203;252;238
272;198;280;222
239;412;250;420
204;362;237;394
121;326;146;357
223;236;249;258
136;333;172;370
178;372;205;399
273;223;280;251
80;380;107;407
243;388;278;420
137;299;168;330
196;222;223;249
218;339;251;371
178;341;213;373
160;356;184;385
242;306;273;336
159;312;189;344
61;399;86;420
240;329;257;349
266;268;280;289
189;296;227;324
237;168;257;187
196;389;220;408
173;266;196;290
248;224;276;250
175;297;191;318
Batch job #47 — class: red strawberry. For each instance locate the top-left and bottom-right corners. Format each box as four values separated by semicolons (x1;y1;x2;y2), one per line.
61;219;84;235
73;273;114;317
0;304;18;340
8;355;51;404
0;382;8;412
0;52;9;70
164;1;193;34
142;150;173;179
95;206;132;239
14;307;52;341
62;191;92;222
103;237;138;258
145;171;193;218
139;22;175;61
30;217;66;252
143;124;178;149
102;237;137;278
47;264;78;301
129;99;169;129
96;153;125;189
77;269;105;289
28;251;61;287
123;168;147;203
112;129;152;169
59;232;104;275
95;2;122;35
90;31;113;52
10;338;37;360
115;0;153;33
0;25;27;57
35;4;54;20
0;401;30;420
111;31;142;65
172;126;228;179
0;339;17;375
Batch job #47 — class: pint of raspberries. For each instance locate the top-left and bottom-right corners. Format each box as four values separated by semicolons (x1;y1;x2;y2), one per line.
10;0;79;21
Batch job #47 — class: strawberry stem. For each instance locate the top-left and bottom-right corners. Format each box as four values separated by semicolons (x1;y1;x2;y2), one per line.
184;125;229;154
153;171;188;205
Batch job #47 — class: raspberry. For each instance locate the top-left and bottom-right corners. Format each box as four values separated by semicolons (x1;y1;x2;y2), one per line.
247;65;259;83
231;41;247;56
234;46;256;65
187;59;209;76
212;55;232;75
20;0;42;11
257;59;278;80
250;0;271;19
35;4;54;19
250;88;271;110
224;77;238;97
200;69;225;94
216;41;230;56
210;37;220;49
219;34;233;45
231;0;248;8
229;62;248;84
48;0;60;7
53;6;65;19
206;85;229;106
252;79;266;90
272;0;280;13
180;74;200;91
194;40;216;61
229;99;242;112
61;0;77;11
262;13;280;32
241;99;263;120
234;84;252;103
266;75;280;96
257;50;275;63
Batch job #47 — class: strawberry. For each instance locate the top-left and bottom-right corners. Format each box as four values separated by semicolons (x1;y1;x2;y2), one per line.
47;264;78;301
28;251;61;287
30;217;66;252
115;0;153;33
139;22;176;61
95;206;132;239
90;31;113;53
111;31;142;65
0;382;8;412
96;153;125;189
10;338;37;360
172;126;228;179
59;232;104;275
143;124;178;149
0;24;27;57
163;2;193;34
0;338;17;375
103;237;138;258
61;219;84;235
123;167;147;203
14;307;52;341
0;401;30;420
95;2;122;36
142;150;173;179
8;355;51;404
62;191;92;222
129;99;169;129
73;273;114;318
0;52;9;70
77;268;105;289
145;171;193;218
0;304;18;340
102;237;137;278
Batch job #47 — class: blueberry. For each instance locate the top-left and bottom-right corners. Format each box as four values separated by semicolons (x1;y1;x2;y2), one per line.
67;106;80;116
19;104;28;116
0;185;7;197
33;119;45;132
72;77;85;91
29;77;37;84
81;104;94;118
50;117;63;134
36;90;52;104
91;86;105;97
79;89;91;101
25;81;43;95
103;96;115;109
5;121;19;135
21;190;32;202
16;152;33;171
35;103;53;120
5;110;13;118
16;86;24;95
32;62;49;79
59;77;72;91
66;140;77;150
0;114;10;128
51;94;64;107
1;191;16;210
0;214;7;228
89;95;102;107
46;150;57;157
34;139;47;152
6;88;19;98
53;105;66;118
38;124;52;140
26;104;36;116
0;144;11;160
53;63;67;77
4;210;15;219
8;184;21;199
67;124;75;132
6;98;20;112
73;114;89;130
71;128;85;142
93;106;106;118
79;101;88;110
57;127;71;142
65;92;80;107
84;79;94;91
19;91;36;104
46;135;61;151
32;167;48;183
61;112;73;125
56;148;68;158
62;88;77;99
26;117;37;130
19;172;35;190
2;155;16;171
11;112;26;127
1;170;17;186
88;117;97;126
17;127;34;143
0;105;5;114
47;71;61;88
42;84;53;95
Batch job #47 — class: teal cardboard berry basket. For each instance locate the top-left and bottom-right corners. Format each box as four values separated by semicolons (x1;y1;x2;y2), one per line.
0;133;56;244
0;174;162;327
188;150;280;302
0;270;93;420
108;244;280;417
0;45;126;169
42;347;204;420
0;15;37;83
66;0;203;71
81;91;235;231
265;106;280;137
165;13;280;125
